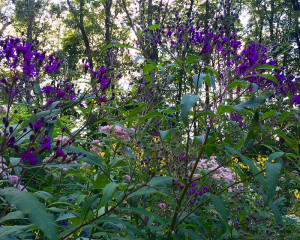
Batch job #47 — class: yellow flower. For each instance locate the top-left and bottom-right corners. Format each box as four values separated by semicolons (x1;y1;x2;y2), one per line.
295;189;300;200
100;152;105;157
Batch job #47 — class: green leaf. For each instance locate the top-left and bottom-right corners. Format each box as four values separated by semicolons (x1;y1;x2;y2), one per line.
211;195;231;236
262;110;277;120
159;130;171;141
9;157;21;176
147;176;174;187
167;74;175;83
0;188;58;240
149;24;160;30
265;162;282;204
238;96;267;108
205;66;219;80
100;182;118;207
185;55;202;65
193;74;205;90
256;64;282;70
279;111;292;122
181;93;199;126
0;225;31;239
268;152;284;162
143;64;155;75
211;195;229;220
0;211;25;224
227;81;248;90
65;146;109;176
127;186;165;199
33;82;41;95
82;194;100;220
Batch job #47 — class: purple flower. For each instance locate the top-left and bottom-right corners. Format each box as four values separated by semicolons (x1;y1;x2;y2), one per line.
56;148;65;158
21;149;38;165
41;85;54;95
292;95;300;105
167;30;173;37
98;96;107;103
68;94;76;100
84;64;89;73
56;90;65;99
40;135;51;150
33;121;43;132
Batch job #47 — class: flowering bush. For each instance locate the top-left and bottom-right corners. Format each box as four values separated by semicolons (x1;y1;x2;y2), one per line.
0;17;299;240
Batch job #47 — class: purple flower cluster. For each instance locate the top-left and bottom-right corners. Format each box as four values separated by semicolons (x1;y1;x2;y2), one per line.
41;83;78;109
21;148;38;165
0;37;62;78
230;113;243;127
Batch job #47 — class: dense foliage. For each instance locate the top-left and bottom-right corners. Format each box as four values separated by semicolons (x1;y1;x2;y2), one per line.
0;0;299;239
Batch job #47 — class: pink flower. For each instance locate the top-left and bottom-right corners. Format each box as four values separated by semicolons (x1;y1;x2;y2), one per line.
123;175;131;181
8;175;19;184
158;203;166;208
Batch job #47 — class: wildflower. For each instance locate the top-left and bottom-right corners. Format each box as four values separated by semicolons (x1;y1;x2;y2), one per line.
295;190;300;200
0;105;7;114
21;149;38;165
41;85;54;95
8;175;19;184
158;203;166;208
55;148;65;158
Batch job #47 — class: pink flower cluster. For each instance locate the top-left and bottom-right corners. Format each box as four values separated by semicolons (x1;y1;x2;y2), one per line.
100;125;134;141
0;157;27;192
90;140;103;153
54;135;70;145
192;156;236;183
0;105;7;114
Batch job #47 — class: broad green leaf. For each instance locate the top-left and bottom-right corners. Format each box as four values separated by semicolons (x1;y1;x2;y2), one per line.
211;195;229;220
159;130;171;141
147;176;174;187
246;74;279;85
167;74;175;83
9;157;21;176
262;109;277;120
33;82;41;95
238;96;267;108
95;217;147;237
143;64;155;75
149;24;160;30
279;111;292;122
181;93;199;126
185;55;202;65
227;81;248;90
0;225;31;239
127;186;165;198
265;162;282;204
65;146;109;176
211;195;231;236
0;211;25;224
193;74;205;90
0;188;58;240
268;152;284;162
82;194;100;220
100;182;118;207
